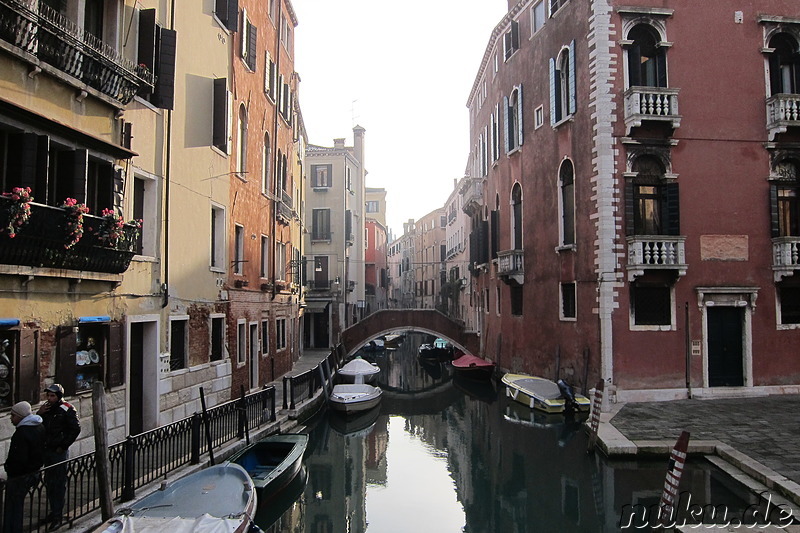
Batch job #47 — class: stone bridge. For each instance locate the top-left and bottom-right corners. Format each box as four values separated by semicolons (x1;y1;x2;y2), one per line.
340;309;479;357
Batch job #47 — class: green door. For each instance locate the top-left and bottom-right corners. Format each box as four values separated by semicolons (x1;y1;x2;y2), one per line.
707;307;744;387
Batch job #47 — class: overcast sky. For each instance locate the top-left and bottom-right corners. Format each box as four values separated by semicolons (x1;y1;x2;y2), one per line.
293;0;508;238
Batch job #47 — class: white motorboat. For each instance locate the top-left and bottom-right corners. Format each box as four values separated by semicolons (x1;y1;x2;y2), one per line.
338;356;380;384
329;383;382;415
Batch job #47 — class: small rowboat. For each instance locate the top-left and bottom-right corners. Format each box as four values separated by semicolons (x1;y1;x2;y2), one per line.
502;373;590;413
94;463;256;533
451;353;495;380
329;383;382;415
338;356;380;384
226;433;308;494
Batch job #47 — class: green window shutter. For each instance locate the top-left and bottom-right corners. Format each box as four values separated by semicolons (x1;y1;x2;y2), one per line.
663;182;680;235
503;96;510;153
517;84;524;147
549;57;557;124
153;28;177;110
625;179;635;236
568;40;576;115
770;184;780;237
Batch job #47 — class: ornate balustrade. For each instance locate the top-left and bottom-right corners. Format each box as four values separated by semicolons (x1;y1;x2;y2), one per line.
626;235;687;281
623;86;680;134
766;94;800;141
497;248;524;285
773;236;800;281
460;177;484;217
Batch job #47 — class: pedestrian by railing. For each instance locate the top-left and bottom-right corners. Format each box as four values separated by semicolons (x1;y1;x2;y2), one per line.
0;385;276;532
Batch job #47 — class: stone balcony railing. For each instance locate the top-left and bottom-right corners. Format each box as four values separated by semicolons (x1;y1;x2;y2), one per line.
623;86;681;134
277;190;293;223
773;236;800;281
460;177;484;217
0;0;154;104
766;94;800;141
497;248;524;285
626;235;687;281
0;199;138;275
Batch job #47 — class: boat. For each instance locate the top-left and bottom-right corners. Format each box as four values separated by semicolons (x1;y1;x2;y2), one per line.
226;433;309;493
329;383;382;415
418;338;453;360
501;373;591;413
338;356;380;383
383;332;404;348
253;466;307;530
93;463;256;533
451;353;495;380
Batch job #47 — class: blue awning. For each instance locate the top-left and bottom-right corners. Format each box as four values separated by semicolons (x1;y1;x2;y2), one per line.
78;316;111;324
0;319;20;328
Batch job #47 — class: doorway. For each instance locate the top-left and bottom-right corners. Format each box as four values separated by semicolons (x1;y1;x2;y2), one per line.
707;307;744;387
249;322;259;389
128;317;158;435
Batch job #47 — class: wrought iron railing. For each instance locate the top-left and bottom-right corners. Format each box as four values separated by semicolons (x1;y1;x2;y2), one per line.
282;347;342;410
0;386;276;531
0;0;153;104
305;279;333;290
0;199;138;274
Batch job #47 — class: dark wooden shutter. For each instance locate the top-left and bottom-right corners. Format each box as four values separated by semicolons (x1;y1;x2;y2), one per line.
247;24;257;71
480;219;489;264
628;45;641;87
769;53;781;96
153;28;176;110
107;322;123;387
625;179;635;236
227;0;239;32
137;9;157;74
56;326;77;397
503;96;510;153
20;132;38;191
72;149;88;204
122;121;133;149
18;329;38;404
770;184;780;237
657;49;667;88
491;209;500;259
213;78;228;150
663;182;680;235
511;20;519;51
35;135;49;203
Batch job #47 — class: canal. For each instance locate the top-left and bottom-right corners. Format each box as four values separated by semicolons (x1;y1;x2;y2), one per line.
257;333;765;532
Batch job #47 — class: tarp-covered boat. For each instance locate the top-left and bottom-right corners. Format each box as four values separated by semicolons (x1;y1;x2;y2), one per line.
501;373;590;413
338;356;380;384
451;353;495;380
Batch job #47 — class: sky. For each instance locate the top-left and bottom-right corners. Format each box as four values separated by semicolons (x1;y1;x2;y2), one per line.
293;0;508;238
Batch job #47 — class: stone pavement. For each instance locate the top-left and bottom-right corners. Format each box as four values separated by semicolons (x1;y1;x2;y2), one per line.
600;394;800;520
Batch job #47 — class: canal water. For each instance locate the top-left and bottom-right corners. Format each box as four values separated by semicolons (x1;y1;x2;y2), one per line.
256;333;765;532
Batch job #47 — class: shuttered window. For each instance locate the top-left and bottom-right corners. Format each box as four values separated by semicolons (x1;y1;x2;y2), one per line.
137;9;176;109
215;0;239;32
213;78;230;152
240;9;257;71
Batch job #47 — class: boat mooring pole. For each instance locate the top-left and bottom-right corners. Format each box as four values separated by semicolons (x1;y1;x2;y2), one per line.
199;386;215;465
586;380;604;454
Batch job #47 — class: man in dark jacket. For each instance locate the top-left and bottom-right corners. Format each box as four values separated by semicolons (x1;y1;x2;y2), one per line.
37;383;80;530
4;401;45;533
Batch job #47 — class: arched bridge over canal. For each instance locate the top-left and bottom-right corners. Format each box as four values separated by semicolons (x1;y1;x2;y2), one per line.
340;309;479;357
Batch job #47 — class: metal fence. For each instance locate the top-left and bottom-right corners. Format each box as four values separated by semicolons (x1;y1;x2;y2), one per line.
0;385;276;532
282;347;342;410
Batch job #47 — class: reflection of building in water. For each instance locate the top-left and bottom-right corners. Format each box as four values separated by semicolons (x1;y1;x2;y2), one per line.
365;416;388;487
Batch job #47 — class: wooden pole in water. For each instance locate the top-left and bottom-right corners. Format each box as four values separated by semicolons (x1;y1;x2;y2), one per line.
586;380;604;454
658;431;691;527
199;386;215;465
92;381;114;520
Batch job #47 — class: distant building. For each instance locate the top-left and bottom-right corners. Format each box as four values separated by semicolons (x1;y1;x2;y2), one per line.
365;187;388;229
443;178;476;332
387;221;416;309
365;219;389;314
414;208;446;310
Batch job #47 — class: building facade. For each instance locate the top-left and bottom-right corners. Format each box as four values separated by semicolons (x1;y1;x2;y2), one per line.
413;208;446;310
466;0;800;401
443;178;477;332
364;219;389;314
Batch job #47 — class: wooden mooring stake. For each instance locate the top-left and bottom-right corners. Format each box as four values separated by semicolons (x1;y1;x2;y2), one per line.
658;431;691;527
586;380;604;453
92;381;114;521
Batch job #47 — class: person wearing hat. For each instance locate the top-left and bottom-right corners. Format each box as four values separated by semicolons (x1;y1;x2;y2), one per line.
37;384;80;529
4;401;45;533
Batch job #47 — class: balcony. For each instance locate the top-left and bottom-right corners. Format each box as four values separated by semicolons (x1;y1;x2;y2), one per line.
497;249;524;285
460;177;484;217
0;199;138;276
773;237;800;281
766;94;800;141
277;190;293;224
305;279;333;291
626;236;687;281
0;0;154;105
623;87;680;134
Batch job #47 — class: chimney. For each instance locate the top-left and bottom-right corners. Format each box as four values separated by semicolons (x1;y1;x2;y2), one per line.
353;125;366;168
333;138;345;150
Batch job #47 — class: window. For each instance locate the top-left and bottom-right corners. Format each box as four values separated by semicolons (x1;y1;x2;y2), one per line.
240;8;257;71
550;41;576;125
276;242;286;281
768;33;800;96
237;105;248;177
211;205;226;269
561;282;576;319
560;160;575;245
627;24;667;88
312;165;332;188
210;315;225;362
137;8;177;109
213;78;231;153
511;183;523;249
504;85;523;153
280;13;292;52
260;235;269;278
503;20;520;61
366;201;379;213
237;320;246;364
264;52;277;101
531;1;545;35
496;286;501;315
261;319;270;355
625;156;679;236
133;173;157;257
511;285;523;316
631;283;671;326
478;131;487;176
550;0;565;15
312;209;331;240
214;0;239;32
262;133;271;194
234;224;244;274
778;284;800;325
490;107;500;162
772;159;800;237
170;317;187;371
535;105;544;129
276;318;287;350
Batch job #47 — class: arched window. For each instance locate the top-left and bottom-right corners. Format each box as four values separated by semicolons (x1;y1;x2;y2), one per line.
275;149;283;194
504;85;523;153
559;160;575;245
237;105;248;176
627;24;667;88
772;159;800;237
768;33;800;96
550;41;576;124
626;155;679;236
262;132;271;194
511;183;523;249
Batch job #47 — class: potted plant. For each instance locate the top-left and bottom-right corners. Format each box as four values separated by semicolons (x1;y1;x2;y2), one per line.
62;197;89;249
1;187;33;238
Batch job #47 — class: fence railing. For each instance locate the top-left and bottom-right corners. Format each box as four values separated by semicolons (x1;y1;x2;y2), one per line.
1;386;276;532
283;346;342;410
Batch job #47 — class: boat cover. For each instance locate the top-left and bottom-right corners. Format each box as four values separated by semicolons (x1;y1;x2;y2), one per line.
506;375;561;400
108;514;244;532
338;358;380;377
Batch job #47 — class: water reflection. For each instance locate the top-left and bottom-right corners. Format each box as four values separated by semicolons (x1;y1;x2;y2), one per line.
258;333;761;532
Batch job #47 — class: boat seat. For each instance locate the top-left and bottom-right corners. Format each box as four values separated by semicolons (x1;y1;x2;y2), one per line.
249;465;276;479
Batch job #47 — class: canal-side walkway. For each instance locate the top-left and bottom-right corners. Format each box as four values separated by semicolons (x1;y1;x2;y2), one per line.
599;395;800;526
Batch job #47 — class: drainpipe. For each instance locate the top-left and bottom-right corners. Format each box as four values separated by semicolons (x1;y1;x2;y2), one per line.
270;18;282;302
161;0;175;309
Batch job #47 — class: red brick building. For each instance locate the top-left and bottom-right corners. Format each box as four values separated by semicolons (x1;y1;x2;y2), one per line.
467;0;800;402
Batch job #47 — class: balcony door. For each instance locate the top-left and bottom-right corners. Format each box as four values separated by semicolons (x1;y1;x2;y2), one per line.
707;307;744;387
314;256;329;288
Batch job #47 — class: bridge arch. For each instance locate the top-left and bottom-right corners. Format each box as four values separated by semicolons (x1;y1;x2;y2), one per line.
339;309;480;357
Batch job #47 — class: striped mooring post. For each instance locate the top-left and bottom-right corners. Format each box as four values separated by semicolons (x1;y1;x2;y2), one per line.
586;380;604;453
658;430;691;526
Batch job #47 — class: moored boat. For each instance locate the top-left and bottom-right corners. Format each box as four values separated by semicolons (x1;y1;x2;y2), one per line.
418;338;453;360
501;373;590;413
338;356;380;383
451;353;495;380
329;383;382;415
93;463;256;533
226;433;309;494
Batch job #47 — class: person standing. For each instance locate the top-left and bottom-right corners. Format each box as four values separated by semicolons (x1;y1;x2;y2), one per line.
3;401;45;533
37;384;80;530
